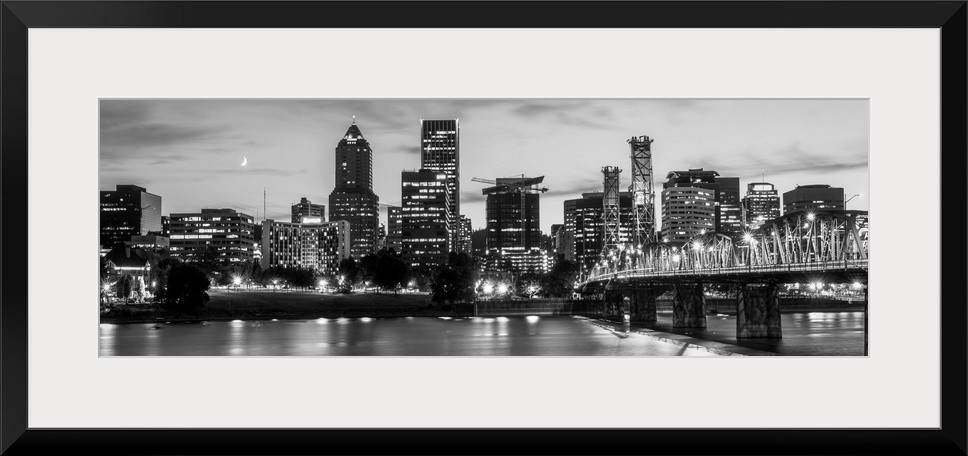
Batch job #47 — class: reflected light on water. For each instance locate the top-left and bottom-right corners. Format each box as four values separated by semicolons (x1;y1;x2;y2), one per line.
316;318;329;324
526;316;540;323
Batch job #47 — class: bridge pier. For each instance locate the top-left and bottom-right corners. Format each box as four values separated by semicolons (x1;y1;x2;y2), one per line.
630;288;661;324
673;282;706;329
736;283;782;338
603;289;624;321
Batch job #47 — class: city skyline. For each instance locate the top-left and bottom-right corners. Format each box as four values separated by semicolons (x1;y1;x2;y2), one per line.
99;99;869;235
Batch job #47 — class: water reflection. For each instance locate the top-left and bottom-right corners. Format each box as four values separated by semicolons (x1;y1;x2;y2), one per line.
99;316;720;357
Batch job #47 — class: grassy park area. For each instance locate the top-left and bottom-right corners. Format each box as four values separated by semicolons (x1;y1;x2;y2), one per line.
100;289;446;324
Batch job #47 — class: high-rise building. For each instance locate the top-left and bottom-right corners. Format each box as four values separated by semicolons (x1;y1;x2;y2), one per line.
742;182;781;230
168;208;256;264
291;197;325;223
470;229;487;259
328;120;380;259
550;224;564;260
456;215;473;255
261;219;350;275
99;184;162;249
484;176;545;273
715;176;743;239
661;169;720;243
563;192;635;271
400;170;450;270
386;206;403;253
783;184;845;214
420;119;459;250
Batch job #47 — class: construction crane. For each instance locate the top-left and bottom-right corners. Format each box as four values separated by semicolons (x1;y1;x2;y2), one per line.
472;175;549;255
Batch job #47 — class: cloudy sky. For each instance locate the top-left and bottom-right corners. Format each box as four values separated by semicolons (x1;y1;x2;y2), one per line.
100;99;868;234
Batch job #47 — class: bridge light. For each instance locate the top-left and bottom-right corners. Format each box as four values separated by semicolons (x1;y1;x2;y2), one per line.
743;233;753;243
692;241;702;251
807;212;816;221
852;282;863;289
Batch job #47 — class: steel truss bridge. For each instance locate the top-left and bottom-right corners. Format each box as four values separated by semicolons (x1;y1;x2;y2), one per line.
578;210;869;338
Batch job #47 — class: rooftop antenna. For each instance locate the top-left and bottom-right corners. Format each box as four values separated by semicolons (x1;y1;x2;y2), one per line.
263;187;266;222
352;115;356;125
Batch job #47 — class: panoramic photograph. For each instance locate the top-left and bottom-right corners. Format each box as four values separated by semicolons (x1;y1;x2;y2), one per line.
98;99;869;356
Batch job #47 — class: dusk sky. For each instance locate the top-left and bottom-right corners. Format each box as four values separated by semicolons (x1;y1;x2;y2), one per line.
99;99;868;234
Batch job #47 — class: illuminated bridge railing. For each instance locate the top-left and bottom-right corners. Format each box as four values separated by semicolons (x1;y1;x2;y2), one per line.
584;259;869;284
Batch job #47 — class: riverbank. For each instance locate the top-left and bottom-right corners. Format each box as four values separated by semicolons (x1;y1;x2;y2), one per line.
99;289;471;324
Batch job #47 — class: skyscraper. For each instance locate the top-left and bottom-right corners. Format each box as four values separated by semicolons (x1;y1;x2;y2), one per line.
386;206;403;253
661;169;720;243
742;182;781;230
484;176;545;273
420;119;459;251
715;176;743;239
100;184;162;249
328;119;380;259
291;197;325;223
782;184;845;214
400;170;450;270
456;215;473;255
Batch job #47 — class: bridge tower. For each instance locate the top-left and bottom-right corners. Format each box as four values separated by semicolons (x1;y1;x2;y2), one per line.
628;136;655;247
601;166;622;257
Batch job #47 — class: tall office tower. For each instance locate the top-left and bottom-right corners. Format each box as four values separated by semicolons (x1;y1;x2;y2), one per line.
742;182;781;230
400;170;450;270
550;224;564;260
563;192;635;272
386;206;403;253
628;136;656;247
99;184;162;249
456;215;473;255
168;208;256;264
328;119;380;259
291;197;325;223
261;219;350;275
470;229;487;259
782;184;846;214
661;169;721;243
483;176;546;273
420;119;459;250
715;176;743;239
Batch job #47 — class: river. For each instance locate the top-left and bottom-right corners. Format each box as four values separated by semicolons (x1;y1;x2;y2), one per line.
99;315;720;356
98;313;864;356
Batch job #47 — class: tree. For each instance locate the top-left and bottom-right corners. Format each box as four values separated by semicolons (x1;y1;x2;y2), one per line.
338;258;360;288
163;263;210;308
541;259;580;298
371;251;410;292
115;274;134;303
431;252;478;305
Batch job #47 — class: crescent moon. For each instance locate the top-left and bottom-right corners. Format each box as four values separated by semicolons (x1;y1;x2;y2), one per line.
241;156;247;166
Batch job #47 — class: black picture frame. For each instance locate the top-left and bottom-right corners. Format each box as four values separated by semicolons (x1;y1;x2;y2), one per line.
2;2;965;455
